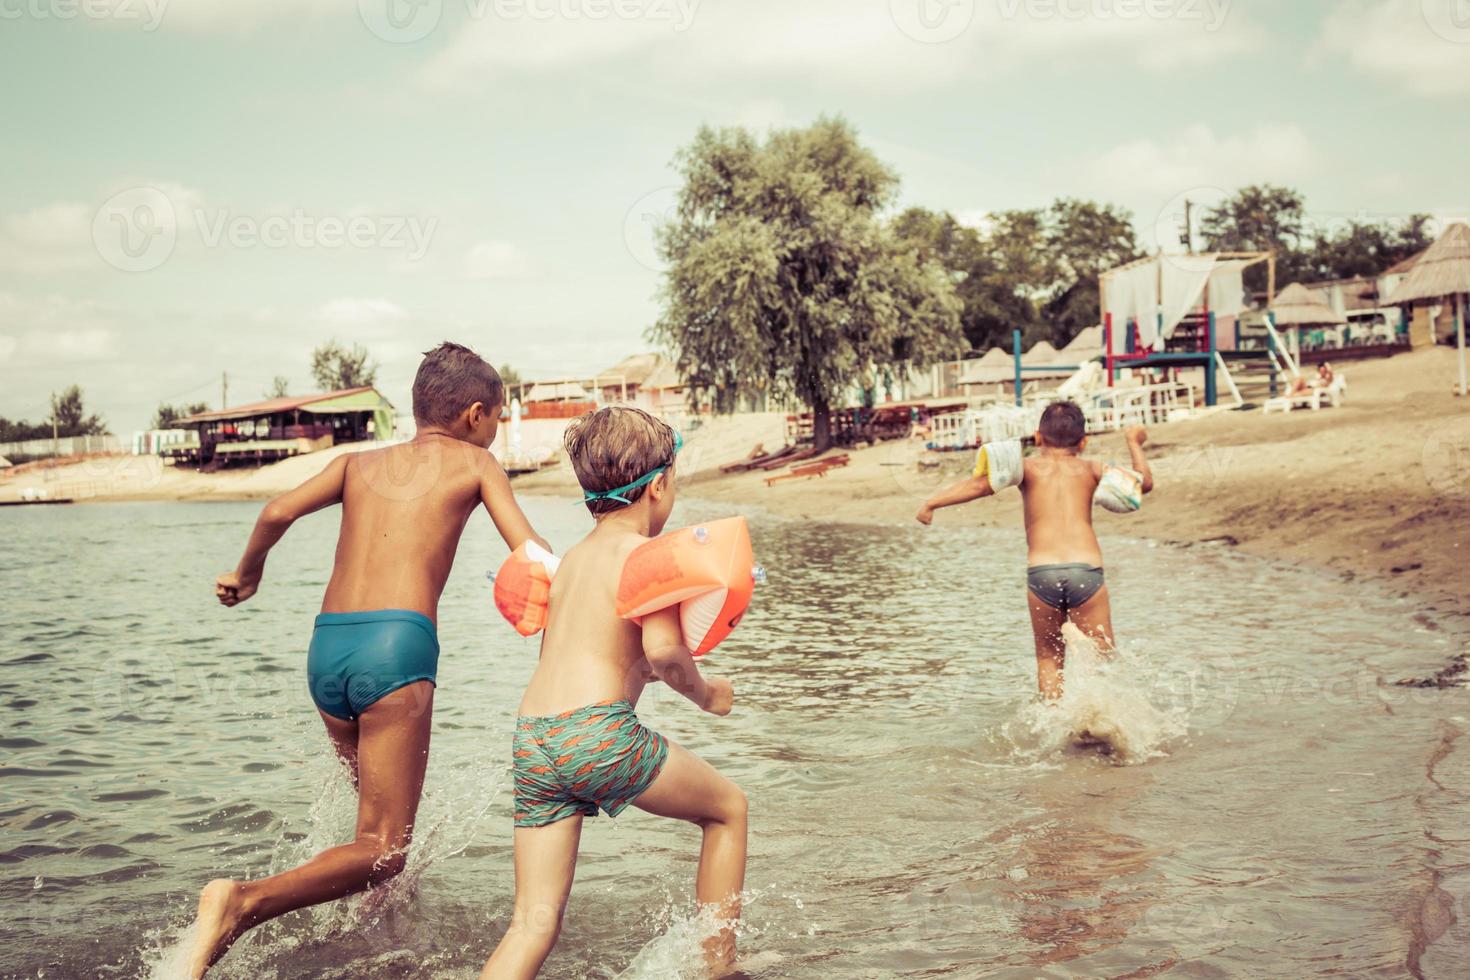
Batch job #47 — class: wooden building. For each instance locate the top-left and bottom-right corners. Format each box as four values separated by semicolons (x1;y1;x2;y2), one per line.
165;386;395;468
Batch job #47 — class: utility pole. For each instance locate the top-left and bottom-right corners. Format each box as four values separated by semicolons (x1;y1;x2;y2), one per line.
50;391;58;459
222;371;229;410
1181;199;1195;254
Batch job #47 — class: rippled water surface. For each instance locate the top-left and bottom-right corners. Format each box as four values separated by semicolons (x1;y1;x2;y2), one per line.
2;499;1467;978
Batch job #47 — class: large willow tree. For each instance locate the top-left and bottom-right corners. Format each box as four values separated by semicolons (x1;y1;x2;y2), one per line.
653;118;963;451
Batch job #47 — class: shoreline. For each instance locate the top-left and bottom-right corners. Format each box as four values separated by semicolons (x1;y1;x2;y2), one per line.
5;347;1468;642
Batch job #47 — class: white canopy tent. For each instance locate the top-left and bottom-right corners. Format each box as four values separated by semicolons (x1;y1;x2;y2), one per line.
1100;252;1271;352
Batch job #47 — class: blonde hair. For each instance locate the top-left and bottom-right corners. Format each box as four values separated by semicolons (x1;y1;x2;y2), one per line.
564;407;677;515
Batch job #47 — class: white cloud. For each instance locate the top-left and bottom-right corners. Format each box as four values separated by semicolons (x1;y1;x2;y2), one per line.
421;0;1263;91
0;293;120;363
462;240;532;280
1317;0;1470;98
0;203;95;274
1081;123;1320;200
315;297;407;325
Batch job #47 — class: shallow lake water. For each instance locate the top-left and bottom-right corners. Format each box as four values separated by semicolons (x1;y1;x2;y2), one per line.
1;498;1467;978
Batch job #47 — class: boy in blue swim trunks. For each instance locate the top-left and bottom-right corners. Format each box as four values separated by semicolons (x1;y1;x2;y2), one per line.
482;407;747;980
188;342;549;977
916;403;1153;700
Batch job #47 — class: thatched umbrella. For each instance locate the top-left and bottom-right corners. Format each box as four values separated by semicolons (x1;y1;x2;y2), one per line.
1270;283;1347;328
1385;221;1470;396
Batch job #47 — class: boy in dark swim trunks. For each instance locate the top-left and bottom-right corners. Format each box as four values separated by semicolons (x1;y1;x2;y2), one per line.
915;403;1153;700
187;342;549;977
481;407;746;980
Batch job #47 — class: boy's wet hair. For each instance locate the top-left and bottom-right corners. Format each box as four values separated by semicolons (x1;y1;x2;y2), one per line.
1039;401;1087;449
412;342;504;425
565;407;677;516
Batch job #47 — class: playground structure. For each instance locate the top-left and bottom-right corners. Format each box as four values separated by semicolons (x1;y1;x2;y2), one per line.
1099;251;1277;407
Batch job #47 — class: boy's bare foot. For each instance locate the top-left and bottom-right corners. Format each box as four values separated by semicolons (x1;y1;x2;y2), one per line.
187;879;251;978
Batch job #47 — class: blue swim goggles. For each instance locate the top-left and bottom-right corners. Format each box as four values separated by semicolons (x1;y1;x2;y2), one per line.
581;430;683;506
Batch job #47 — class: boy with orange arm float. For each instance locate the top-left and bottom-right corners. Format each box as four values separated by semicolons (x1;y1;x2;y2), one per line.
482;407;747;980
917;402;1153;700
188;343;549;977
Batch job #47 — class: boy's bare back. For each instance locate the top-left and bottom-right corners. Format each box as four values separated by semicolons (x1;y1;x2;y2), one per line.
1018;454;1106;567
516;528;652;716
323;436;536;621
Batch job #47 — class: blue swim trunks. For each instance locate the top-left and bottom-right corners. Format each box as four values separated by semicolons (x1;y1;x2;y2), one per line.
306;609;439;721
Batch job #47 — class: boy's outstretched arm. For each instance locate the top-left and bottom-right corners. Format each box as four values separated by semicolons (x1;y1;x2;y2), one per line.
916;475;995;526
641;607;733;717
479;454;550;553
1125;426;1155;494
217;454;350;606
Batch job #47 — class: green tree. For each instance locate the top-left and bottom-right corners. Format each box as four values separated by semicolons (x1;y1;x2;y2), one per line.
654;118;963;450
1200;185;1311;290
1304;214;1436;282
152;401;211;429
0;417;49;442
1041;199;1142;346
893;199;1140;352
265;376;291;398
51;385;108;436
310;340;378;392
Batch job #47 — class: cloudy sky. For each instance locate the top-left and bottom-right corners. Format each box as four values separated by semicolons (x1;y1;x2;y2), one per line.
2;0;1467;434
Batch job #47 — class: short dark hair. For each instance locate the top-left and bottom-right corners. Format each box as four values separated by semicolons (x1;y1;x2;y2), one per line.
412;342;503;425
564;407;677;516
1039;401;1086;449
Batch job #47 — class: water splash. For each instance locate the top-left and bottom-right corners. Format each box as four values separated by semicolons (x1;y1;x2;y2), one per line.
137;749;508;979
611;887;793;980
995;624;1189;765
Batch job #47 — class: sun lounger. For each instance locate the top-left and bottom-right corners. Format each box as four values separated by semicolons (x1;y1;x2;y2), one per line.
722;444;798;473
754;447;819;471
1263;374;1346;414
764;454;851;487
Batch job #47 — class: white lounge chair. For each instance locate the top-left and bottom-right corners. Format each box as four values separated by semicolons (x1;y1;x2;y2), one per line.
1263;373;1346;414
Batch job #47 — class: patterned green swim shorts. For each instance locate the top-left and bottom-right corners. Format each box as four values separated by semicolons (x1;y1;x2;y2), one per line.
512;698;669;828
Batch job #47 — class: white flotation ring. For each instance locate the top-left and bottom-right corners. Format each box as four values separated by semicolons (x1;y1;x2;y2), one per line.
974;439;1024;492
1094;465;1143;514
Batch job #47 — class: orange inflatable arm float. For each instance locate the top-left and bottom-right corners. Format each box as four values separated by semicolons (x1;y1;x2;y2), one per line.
490;541;561;637
616;516;760;657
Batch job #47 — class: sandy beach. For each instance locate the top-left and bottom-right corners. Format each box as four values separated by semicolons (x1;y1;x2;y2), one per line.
6;346;1469;631
518;345;1470;633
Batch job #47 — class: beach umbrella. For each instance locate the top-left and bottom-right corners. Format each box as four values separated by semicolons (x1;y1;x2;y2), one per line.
1269;283;1347;328
1384;221;1470;396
